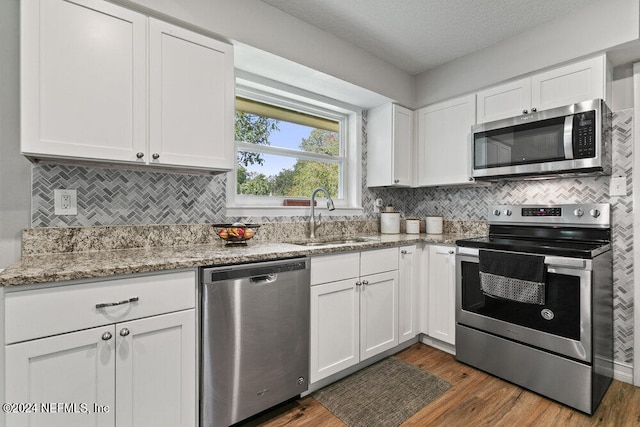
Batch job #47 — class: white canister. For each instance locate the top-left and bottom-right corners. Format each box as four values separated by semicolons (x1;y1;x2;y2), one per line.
381;212;400;234
426;216;443;234
405;219;420;234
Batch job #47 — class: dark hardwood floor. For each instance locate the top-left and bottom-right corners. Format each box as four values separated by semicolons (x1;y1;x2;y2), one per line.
242;343;640;426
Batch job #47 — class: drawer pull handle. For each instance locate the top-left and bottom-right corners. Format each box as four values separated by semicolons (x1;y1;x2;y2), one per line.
120;328;130;337
96;297;139;309
101;332;112;341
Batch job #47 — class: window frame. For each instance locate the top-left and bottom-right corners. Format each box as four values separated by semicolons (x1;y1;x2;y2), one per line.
226;83;363;217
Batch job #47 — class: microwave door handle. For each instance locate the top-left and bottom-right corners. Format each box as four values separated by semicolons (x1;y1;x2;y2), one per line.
563;115;574;159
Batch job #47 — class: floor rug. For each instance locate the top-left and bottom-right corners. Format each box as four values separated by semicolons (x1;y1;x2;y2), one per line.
312;356;451;427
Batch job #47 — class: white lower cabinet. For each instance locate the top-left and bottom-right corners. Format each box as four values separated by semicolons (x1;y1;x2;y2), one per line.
427;245;457;345
398;245;419;343
4;270;197;427
310;248;400;384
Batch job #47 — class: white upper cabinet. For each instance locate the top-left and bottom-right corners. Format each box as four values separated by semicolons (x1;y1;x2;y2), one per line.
148;19;234;170
416;94;476;187
476;78;532;124
367;104;413;187
21;0;147;163
530;55;608;112
21;0;234;173
476;55;609;124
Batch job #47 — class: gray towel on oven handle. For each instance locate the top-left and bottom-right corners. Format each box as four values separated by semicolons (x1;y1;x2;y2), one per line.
478;250;546;305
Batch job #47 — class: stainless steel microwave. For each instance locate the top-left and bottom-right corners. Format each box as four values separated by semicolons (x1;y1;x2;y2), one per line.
471;99;611;180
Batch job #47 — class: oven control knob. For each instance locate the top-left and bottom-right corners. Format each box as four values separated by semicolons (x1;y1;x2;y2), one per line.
573;208;584;217
590;209;601;218
492;209;501;216
503;209;512;216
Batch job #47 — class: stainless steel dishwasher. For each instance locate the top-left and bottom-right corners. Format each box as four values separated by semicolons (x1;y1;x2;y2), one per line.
200;258;310;427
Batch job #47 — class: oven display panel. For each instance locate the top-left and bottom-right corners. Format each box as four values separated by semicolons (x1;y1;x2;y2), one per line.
521;207;562;217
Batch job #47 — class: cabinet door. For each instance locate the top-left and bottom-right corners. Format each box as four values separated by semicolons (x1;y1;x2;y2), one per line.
398;245;419;343
366;104;413;187
5;326;116;427
427;246;456;345
476;78;531;123
149;19;234;171
115;310;196;427
392;105;413;186
417;94;476;187
21;0;147;163
310;279;360;383
360;270;399;360
531;55;606;112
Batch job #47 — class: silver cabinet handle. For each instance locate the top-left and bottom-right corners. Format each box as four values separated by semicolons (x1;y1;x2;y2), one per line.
136;152;144;159
522;109;528;114
394;179;400;183
448;250;454;254
119;328;130;337
362;280;369;285
356;281;362;286
152;153;160;159
101;332;112;341
531;107;537;112
401;250;407;254
96;296;139;309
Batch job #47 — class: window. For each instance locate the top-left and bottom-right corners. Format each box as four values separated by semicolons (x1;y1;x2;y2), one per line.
227;85;362;216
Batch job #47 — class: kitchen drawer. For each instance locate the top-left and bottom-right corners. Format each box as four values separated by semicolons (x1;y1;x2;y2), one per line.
361;247;399;276
5;269;196;344
311;252;360;285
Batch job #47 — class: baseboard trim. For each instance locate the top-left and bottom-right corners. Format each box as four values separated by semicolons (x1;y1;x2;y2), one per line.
613;361;633;384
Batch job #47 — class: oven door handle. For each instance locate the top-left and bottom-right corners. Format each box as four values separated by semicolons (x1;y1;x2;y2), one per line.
544;256;586;269
457;248;587;269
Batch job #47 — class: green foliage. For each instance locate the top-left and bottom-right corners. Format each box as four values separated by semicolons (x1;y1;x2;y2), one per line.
238;172;271;196
235;112;279;166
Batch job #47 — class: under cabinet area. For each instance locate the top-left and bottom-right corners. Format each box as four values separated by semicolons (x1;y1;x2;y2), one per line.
21;0;234;173
310;247;405;384
476;54;610;123
367;104;414;187
3;270;197;427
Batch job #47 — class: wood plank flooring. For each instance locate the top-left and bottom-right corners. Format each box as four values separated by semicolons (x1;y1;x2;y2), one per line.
241;343;640;427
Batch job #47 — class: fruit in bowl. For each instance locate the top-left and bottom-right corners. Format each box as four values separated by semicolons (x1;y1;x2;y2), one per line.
216;223;258;244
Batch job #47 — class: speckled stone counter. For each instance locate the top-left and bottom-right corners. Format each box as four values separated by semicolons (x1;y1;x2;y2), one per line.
0;219;487;287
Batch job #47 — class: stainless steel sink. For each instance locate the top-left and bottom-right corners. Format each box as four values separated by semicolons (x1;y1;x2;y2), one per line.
290;237;376;247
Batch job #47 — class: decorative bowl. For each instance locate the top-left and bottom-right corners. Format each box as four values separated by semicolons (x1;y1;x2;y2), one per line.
213;223;259;245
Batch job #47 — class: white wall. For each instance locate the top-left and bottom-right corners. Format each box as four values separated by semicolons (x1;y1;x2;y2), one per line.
112;0;415;107
0;0;31;268
415;0;640;107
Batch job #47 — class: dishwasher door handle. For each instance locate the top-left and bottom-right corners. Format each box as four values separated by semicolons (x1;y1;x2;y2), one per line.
250;274;277;284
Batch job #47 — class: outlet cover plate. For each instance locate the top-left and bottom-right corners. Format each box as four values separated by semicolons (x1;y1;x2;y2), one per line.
609;176;627;197
54;189;77;215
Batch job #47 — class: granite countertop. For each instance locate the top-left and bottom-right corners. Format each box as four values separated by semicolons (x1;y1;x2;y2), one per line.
0;232;470;287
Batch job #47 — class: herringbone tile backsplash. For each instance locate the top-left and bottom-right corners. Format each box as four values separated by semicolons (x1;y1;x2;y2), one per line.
31;109;634;366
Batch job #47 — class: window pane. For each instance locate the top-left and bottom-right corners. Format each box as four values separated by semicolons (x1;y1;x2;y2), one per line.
237;152;339;198
235;111;339;155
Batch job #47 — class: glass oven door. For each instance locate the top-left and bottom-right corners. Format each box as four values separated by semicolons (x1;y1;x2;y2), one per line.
456;248;592;362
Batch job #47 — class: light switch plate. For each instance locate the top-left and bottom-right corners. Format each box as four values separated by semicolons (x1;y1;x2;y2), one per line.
609;176;627;197
54;189;78;215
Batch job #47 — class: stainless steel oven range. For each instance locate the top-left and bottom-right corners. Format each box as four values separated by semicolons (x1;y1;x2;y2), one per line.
455;203;612;414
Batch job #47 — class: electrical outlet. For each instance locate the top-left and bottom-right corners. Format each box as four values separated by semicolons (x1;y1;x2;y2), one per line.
609;176;627;197
374;198;384;213
54;189;78;215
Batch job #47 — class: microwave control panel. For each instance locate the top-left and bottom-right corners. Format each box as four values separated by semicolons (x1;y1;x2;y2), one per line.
573;110;596;159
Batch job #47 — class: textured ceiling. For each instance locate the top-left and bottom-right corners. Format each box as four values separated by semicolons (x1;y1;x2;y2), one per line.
261;0;599;75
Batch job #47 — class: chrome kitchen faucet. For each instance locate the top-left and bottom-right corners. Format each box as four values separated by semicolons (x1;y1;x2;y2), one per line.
309;187;335;239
